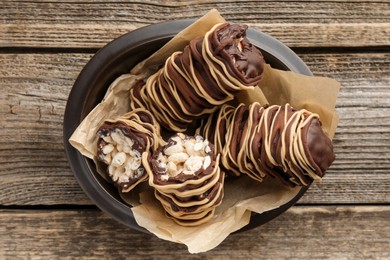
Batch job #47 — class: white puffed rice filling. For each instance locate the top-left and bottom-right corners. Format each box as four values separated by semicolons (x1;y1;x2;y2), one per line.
158;133;212;179
99;129;144;184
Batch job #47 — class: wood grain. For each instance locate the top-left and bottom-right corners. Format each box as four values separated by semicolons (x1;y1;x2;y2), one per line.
0;206;389;258
0;51;389;205
1;1;389;48
0;53;93;205
2;1;388;258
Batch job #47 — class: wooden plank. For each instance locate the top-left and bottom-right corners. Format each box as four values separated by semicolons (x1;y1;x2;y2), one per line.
0;52;389;205
1;1;389;48
0;206;388;258
0;53;94;205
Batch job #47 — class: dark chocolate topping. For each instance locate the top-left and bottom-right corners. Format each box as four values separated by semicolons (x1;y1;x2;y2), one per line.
209;23;264;85
305;118;335;177
189;37;231;100
129;23;265;132
197;103;336;186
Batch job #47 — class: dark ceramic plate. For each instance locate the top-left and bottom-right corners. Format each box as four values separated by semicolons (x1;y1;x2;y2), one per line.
63;19;311;233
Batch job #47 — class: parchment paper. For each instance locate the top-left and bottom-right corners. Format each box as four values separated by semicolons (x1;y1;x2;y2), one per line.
132;175;297;253
69;9;340;254
69;74;143;159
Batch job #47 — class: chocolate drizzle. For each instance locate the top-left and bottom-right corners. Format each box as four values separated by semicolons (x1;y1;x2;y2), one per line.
130;23;264;132
143;134;225;226
197;103;335;186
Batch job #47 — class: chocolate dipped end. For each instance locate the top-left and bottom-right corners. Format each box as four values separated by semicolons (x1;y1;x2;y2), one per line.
210;23;264;86
304;118;335;178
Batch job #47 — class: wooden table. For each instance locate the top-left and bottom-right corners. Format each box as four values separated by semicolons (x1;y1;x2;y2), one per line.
1;1;389;258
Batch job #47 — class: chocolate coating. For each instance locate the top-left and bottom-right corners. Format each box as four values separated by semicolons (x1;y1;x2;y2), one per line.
97;122;148;190
129;23;265;132
197;103;335;186
305;118;335;177
144;134;225;226
96;109;162;192
209;23;264;85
